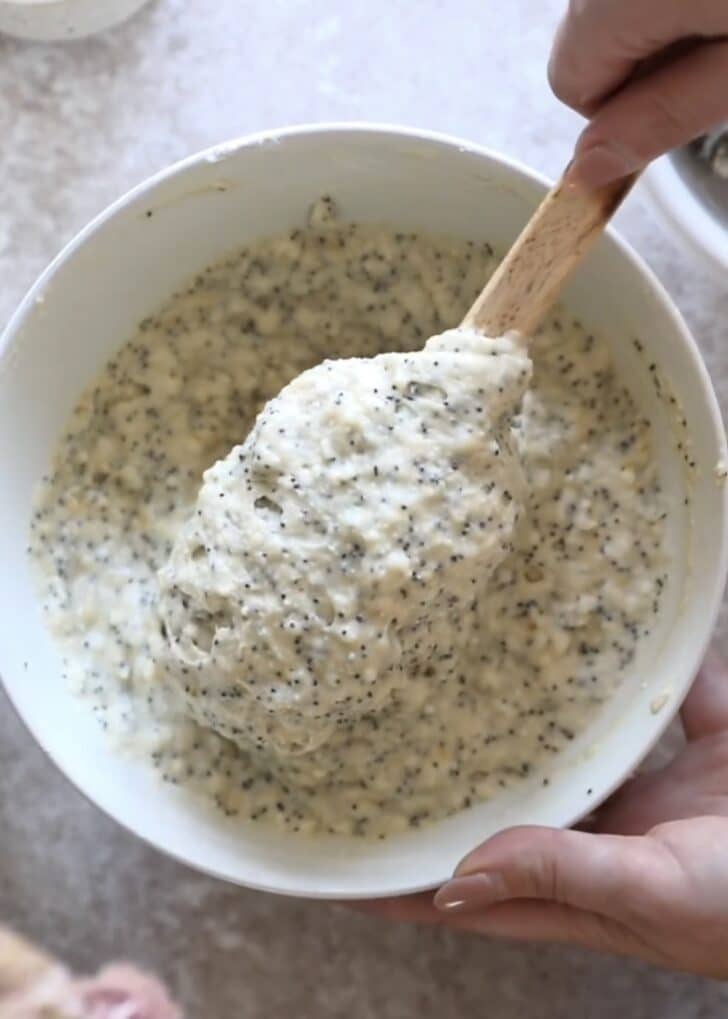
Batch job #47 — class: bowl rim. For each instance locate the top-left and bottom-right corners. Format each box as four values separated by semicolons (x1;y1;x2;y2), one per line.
2;120;727;898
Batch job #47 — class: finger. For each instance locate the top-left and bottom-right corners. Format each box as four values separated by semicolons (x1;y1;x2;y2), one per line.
443;898;655;960
346;889;635;957
682;647;728;741
439;825;669;920
567;39;728;187
548;0;728;114
350;890;641;957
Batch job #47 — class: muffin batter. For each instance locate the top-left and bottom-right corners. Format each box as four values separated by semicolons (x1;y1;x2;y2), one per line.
29;198;667;837
159;329;530;757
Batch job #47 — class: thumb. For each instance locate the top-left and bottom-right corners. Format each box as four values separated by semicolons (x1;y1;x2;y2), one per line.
434;825;669;920
568;39;728;188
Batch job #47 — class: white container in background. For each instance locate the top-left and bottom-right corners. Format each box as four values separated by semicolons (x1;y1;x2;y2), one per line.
0;124;726;899
0;0;152;40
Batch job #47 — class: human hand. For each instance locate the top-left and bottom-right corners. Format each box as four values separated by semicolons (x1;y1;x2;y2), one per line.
548;0;728;188
355;650;728;978
0;926;181;1019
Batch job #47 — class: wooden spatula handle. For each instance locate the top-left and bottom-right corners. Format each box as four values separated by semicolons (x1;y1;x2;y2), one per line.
461;171;638;337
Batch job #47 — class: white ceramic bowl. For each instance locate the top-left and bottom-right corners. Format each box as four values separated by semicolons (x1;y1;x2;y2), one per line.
0;0;151;40
1;124;727;899
642;153;728;283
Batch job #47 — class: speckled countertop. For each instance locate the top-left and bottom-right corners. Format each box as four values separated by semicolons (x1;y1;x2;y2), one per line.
1;1;728;1015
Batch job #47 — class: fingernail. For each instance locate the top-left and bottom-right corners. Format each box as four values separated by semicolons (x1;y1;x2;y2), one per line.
433;874;498;914
567;143;635;190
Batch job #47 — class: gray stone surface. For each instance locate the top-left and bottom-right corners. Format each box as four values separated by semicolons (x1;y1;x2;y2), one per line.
1;0;727;1015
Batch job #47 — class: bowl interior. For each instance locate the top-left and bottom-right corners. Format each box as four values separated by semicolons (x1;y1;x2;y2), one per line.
1;126;726;898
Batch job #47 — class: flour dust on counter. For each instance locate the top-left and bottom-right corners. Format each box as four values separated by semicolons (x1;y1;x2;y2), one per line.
29;197;668;838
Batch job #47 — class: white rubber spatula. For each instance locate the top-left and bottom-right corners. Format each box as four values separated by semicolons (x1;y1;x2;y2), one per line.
461;171;637;336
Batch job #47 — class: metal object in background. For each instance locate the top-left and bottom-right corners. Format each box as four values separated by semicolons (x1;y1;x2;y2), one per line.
671;125;728;229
